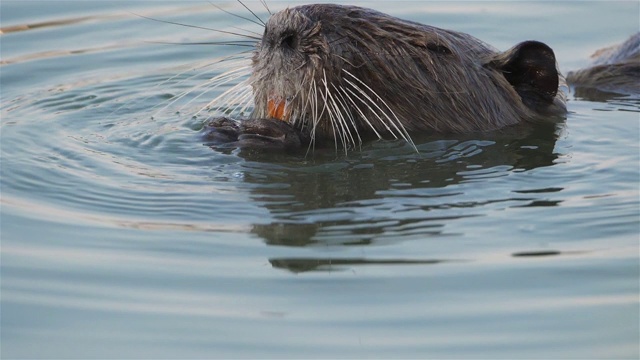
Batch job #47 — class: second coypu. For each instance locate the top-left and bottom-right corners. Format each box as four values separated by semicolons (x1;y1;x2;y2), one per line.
204;4;567;151
567;32;639;97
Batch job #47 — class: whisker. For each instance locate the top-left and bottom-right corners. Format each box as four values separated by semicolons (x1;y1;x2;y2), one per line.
209;1;265;28
236;0;266;27
344;79;403;139
197;70;252;111
286;63;311;127
297;70;315;130
194;75;252;117
158;64;251;117
260;0;272;16
332;84;362;147
236;88;256;115
194;80;251;117
131;12;261;41
333;96;355;152
321;70;348;153
343;69;417;151
340;86;385;139
224;85;254;116
144;40;256;47
306;77;320;156
109;53;250;118
228;26;264;38
170;61;250;103
343;71;399;135
323;75;354;152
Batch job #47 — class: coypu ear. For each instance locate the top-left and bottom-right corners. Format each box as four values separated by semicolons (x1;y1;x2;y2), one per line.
487;41;559;108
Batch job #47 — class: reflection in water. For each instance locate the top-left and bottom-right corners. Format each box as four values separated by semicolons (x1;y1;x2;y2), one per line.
572;87;633;102
271;250;586;273
269;257;464;273
220;121;563;270
512;251;559;257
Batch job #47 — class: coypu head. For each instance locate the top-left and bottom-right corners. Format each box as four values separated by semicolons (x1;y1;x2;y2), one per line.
249;4;566;148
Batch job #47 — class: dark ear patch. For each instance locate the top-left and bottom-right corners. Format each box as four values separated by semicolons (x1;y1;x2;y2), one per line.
487;41;559;108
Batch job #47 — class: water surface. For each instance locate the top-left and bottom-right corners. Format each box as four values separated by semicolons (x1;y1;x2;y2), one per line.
1;1;639;358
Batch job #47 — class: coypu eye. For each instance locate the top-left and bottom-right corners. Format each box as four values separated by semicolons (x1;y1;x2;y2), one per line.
280;32;298;50
427;43;452;55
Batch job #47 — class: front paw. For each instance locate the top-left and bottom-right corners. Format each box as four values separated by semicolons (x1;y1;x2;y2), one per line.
202;117;241;143
202;117;308;152
238;118;306;151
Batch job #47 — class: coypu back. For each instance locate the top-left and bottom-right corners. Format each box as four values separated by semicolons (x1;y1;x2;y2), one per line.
567;33;640;95
249;4;566;145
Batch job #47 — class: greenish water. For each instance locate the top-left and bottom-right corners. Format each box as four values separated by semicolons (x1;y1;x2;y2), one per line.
1;1;639;358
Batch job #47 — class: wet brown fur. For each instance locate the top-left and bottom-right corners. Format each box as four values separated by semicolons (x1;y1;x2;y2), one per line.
249;4;567;146
567;32;640;95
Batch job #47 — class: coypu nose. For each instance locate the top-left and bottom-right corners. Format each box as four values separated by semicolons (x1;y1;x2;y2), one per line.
263;7;311;51
279;31;298;50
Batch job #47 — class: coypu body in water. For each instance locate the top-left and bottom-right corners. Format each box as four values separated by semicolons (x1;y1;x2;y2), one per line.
567;32;639;98
202;4;636;152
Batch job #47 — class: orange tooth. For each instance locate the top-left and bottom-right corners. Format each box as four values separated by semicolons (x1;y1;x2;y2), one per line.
267;99;287;121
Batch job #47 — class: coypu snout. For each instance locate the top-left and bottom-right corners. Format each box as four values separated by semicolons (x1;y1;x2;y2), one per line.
252;7;328;123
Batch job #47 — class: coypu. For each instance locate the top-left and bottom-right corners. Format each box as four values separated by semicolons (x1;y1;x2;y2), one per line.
203;4;567;151
567;32;640;97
